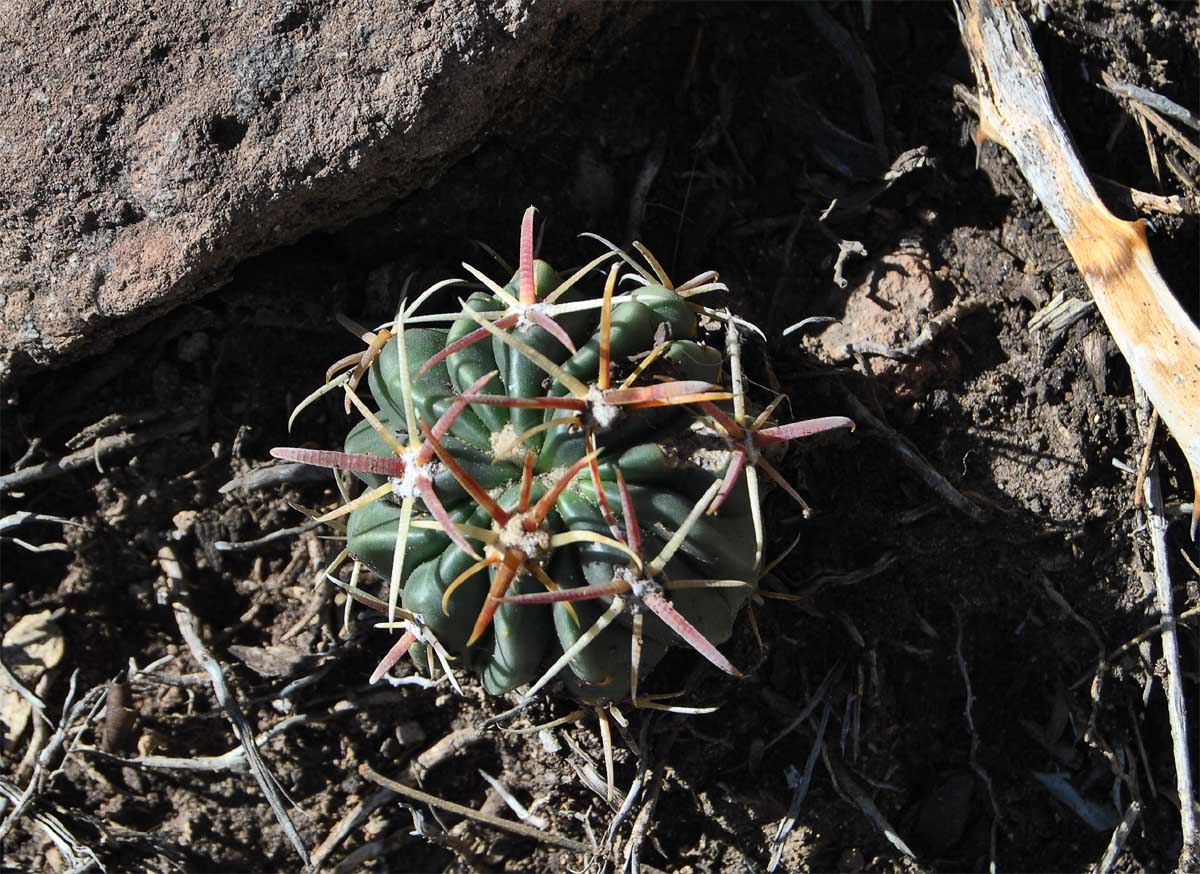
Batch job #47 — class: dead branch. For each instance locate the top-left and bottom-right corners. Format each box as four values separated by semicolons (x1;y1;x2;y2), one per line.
64;409;167;451
840;388;987;522
158;546;313;872
1092;175;1194;217
0;776;104;872
954;0;1200;537
1093;800;1141;874
1134;384;1197;864
0;417;201;493
0;671;107;850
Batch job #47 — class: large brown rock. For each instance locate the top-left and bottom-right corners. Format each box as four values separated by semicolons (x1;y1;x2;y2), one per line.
0;0;619;380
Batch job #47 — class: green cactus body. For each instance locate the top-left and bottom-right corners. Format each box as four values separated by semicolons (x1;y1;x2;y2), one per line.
342;260;756;701
274;209;856;706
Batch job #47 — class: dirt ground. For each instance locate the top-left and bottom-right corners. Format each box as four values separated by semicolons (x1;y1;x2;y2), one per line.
3;2;1198;872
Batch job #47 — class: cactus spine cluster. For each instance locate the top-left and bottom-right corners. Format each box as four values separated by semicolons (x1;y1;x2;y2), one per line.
274;209;852;706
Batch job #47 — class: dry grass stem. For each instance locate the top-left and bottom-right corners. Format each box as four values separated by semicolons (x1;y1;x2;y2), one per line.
822;750;917;861
767;700;832;872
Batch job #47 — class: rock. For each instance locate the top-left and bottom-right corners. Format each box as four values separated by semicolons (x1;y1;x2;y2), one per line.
803;244;958;399
0;0;628;381
0;610;66;744
227;642;315;678
811;248;946;363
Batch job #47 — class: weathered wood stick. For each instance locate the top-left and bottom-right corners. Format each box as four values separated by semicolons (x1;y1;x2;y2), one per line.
954;0;1200;537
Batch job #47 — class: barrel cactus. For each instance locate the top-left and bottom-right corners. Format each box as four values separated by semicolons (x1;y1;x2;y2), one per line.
273;209;852;706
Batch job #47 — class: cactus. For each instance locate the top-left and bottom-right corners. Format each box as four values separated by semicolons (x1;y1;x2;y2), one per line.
273;208;852;705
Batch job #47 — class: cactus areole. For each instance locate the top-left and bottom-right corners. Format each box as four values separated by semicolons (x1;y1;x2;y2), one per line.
273;208;854;705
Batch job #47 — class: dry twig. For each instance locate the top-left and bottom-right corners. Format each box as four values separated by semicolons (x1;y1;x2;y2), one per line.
1133;386;1197;865
359;762;588;854
87;712;324;774
622;719;682;873
311;787;396;872
1101;77;1200;134
0;775;104;873
157;546;313;872
954;608;1002;873
1093;800;1141;874
840;389;987;522
314;725;496;870
213;519;322;552
0;671;106;850
218;462;331;494
0;418;200;493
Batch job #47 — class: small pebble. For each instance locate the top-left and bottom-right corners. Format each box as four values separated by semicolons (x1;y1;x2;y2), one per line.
394;720;426;747
538;729;561;754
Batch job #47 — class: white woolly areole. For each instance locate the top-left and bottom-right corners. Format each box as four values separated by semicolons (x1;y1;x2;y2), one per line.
378;612;429;641
586;386;620;431
404;615;428;643
742;433;761;464
390;449;434;499
498;514;551;561
688;446;733;474
615;565;641;588
625;574;662;612
489;423;523;463
511;302;548;330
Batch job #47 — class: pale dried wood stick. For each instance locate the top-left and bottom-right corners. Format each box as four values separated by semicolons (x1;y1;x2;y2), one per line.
954;0;1200;537
359;763;589;854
